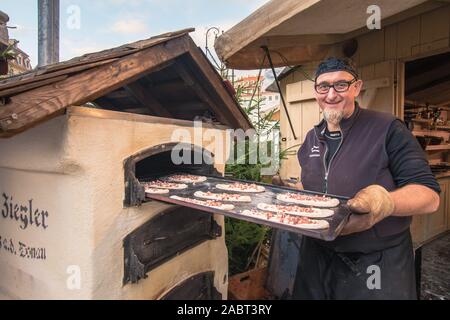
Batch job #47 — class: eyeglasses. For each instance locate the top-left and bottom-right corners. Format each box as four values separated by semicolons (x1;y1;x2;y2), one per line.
314;78;357;94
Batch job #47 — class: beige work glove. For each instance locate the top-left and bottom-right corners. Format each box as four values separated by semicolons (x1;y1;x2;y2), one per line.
272;175;303;190
340;185;395;236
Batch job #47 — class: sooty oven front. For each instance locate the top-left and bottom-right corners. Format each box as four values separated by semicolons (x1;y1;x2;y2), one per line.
123;142;223;299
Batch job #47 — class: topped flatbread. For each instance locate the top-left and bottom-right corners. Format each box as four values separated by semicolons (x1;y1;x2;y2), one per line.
194;191;251;202
276;193;340;208
241;209;329;230
167;174;207;184
257;203;334;218
144;180;188;190
170;195;234;211
215;182;265;193
145;187;169;194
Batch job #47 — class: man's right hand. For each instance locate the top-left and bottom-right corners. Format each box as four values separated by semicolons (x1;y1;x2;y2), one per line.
272;175;303;190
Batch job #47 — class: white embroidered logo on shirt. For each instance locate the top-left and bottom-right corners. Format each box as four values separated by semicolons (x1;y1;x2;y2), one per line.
309;145;320;157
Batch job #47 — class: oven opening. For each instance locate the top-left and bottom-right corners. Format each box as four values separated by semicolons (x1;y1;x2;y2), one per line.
123;142;223;285
124;142;220;206
123;205;222;285
161;271;222;300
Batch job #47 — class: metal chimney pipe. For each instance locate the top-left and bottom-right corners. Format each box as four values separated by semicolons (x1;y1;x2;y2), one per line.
38;0;59;66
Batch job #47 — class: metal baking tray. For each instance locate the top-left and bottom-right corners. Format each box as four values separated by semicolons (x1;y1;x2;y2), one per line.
143;174;351;241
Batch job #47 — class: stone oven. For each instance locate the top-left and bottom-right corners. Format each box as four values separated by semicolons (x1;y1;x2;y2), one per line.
0;29;252;299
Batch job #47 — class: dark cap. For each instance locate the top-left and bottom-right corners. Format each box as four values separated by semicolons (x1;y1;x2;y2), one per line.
315;57;358;81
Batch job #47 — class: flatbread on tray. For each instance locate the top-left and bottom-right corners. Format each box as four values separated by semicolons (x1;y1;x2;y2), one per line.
241;209;329;229
145;187;169;194
167;174;207;184
194;191;251;202
276;192;340;208
170;195;234;211
215;182;265;193
257;203;334;218
144;180;188;190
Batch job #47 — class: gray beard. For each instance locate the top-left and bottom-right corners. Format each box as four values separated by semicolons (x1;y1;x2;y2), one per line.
323;108;344;126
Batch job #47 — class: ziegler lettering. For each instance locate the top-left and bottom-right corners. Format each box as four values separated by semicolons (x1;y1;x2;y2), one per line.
0;235;16;255
1;193;49;231
19;241;47;260
0;235;47;260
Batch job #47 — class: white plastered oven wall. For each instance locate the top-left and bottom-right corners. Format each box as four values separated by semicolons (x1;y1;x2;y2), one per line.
0;106;230;299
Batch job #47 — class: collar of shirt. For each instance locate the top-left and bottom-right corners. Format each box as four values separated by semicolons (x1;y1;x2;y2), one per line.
324;127;342;140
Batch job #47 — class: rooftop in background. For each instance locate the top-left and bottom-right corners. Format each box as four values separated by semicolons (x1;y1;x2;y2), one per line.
5;39;32;77
265;66;299;92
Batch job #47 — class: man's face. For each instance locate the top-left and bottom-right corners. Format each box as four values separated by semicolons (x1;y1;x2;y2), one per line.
314;71;363;126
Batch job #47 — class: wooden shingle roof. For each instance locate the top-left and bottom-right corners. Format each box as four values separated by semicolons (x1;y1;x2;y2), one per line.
0;28;252;137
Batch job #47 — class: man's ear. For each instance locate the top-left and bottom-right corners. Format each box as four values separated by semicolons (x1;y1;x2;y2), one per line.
354;79;363;97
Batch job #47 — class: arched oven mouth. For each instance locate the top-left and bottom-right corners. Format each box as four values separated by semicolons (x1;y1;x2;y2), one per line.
124;142;220;207
123;205;222;285
122;142;223;286
160;271;222;300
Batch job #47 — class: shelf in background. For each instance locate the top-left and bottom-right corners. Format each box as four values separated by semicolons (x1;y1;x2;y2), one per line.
411;119;450;127
412;118;433;124
426;144;450;151
413;130;450;139
434;171;450;179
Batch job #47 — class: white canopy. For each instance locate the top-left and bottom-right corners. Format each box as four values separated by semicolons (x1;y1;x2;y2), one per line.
215;0;439;69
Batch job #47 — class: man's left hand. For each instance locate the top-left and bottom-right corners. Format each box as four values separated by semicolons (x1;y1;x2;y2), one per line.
340;185;395;236
272;175;303;190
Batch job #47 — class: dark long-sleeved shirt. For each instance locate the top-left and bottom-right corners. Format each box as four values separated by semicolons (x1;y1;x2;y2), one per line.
324;120;441;194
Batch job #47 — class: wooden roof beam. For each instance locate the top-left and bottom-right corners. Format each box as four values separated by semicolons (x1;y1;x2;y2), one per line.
214;0;322;64
0;35;190;134
93;96;124;111
165;101;209;111
105;89;130;99
407;80;450;103
214;0;443;69
0;58;118;95
173;59;238;128
184;39;252;130
406;75;450;95
406;60;450;94
124;81;172;117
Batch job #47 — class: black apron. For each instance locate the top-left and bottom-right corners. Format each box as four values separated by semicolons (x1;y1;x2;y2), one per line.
291;230;417;300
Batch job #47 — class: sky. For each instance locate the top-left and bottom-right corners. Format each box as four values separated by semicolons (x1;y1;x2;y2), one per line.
1;0;272;80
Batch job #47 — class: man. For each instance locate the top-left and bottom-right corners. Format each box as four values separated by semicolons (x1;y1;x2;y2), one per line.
274;57;440;299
